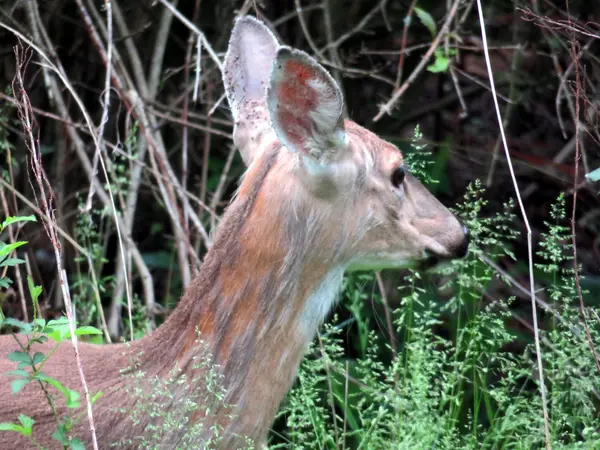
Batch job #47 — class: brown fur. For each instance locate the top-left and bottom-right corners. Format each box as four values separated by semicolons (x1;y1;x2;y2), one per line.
1;18;469;448
0;121;467;448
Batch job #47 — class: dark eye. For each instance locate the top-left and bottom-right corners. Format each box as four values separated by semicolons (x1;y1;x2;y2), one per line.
391;166;405;188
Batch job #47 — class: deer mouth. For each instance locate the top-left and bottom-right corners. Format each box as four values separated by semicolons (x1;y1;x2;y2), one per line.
420;251;443;270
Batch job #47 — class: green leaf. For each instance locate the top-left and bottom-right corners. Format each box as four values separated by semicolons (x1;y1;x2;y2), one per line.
427;49;450;73
0;422;26;434
0;258;25;268
1;215;36;230
27;276;42;304
11;378;29;394
45;318;71;344
90;391;102;405
74;326;103;337
35;373;66;394
70;438;85;450
17;414;33;436
414;6;437;38
0;277;11;289
6;369;29;378
586;167;600;182
6;351;30;364
65;389;81;408
0;241;27;258
31;352;45;366
52;425;68;444
1;318;32;333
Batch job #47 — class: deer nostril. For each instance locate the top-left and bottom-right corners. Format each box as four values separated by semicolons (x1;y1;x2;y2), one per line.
456;223;470;258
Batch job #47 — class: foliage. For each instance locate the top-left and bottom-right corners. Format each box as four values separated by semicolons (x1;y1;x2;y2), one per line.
0;215;36;290
0;216;103;449
113;334;250;450
275;189;600;449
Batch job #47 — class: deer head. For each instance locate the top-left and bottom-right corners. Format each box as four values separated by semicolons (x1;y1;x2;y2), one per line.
0;16;471;450
222;16;469;277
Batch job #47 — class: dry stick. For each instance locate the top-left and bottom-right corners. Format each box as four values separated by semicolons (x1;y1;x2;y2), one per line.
149;0;178;98
12;45;99;450
111;0;148;97
524;4;577;140
475;2;551;448
0;178;113;343
156;0;223;71
10;7;133;335
209;144;237;231
0;21;155;340
125;90;202;284
0;93;221;224
394;0;418;90
0;186;28;322
97;0;136;339
109;0;177;333
554;37;593;174
109;0;175;333
182;0;202;263
80;0;198;290
570;41;600;375
322;0;348;118
294;0;324;58
373;0;462;121
84;0;114;213
193;36;202;103
24;0;70;314
445;0;468;118
34;0;136;341
199;89;213;219
149;107;232;138
74;0;134;340
272;4;323;27
78;0;153;334
320;0;388;53
485;27;522;188
149;98;233;127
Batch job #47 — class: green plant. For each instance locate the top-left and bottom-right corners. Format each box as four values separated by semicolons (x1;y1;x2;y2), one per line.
1;215;103;449
0;215;36;291
274;188;600;449
113;333;250;449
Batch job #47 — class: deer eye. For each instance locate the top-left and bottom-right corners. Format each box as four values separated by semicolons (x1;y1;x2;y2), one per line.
391;166;406;188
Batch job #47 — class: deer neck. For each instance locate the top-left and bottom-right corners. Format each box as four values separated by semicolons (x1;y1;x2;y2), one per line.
142;147;346;443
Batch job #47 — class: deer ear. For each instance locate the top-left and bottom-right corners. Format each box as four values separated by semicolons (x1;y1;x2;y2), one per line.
223;16;278;122
267;47;347;162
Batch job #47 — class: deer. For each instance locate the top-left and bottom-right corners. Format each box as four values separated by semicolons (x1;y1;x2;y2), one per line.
0;16;469;450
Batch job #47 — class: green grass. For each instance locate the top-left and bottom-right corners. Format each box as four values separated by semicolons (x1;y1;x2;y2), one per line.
273;189;600;449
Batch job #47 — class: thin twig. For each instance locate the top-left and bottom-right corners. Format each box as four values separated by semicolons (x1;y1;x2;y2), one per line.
373;0;462;121
12;43;99;450
320;0;388;52
569;39;600;376
475;2;551;448
0;177;112;343
294;0;324;58
155;0;223;71
0;19;155;338
394;0;418;90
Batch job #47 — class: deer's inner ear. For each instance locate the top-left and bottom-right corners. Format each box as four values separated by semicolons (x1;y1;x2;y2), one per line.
267;47;347;164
